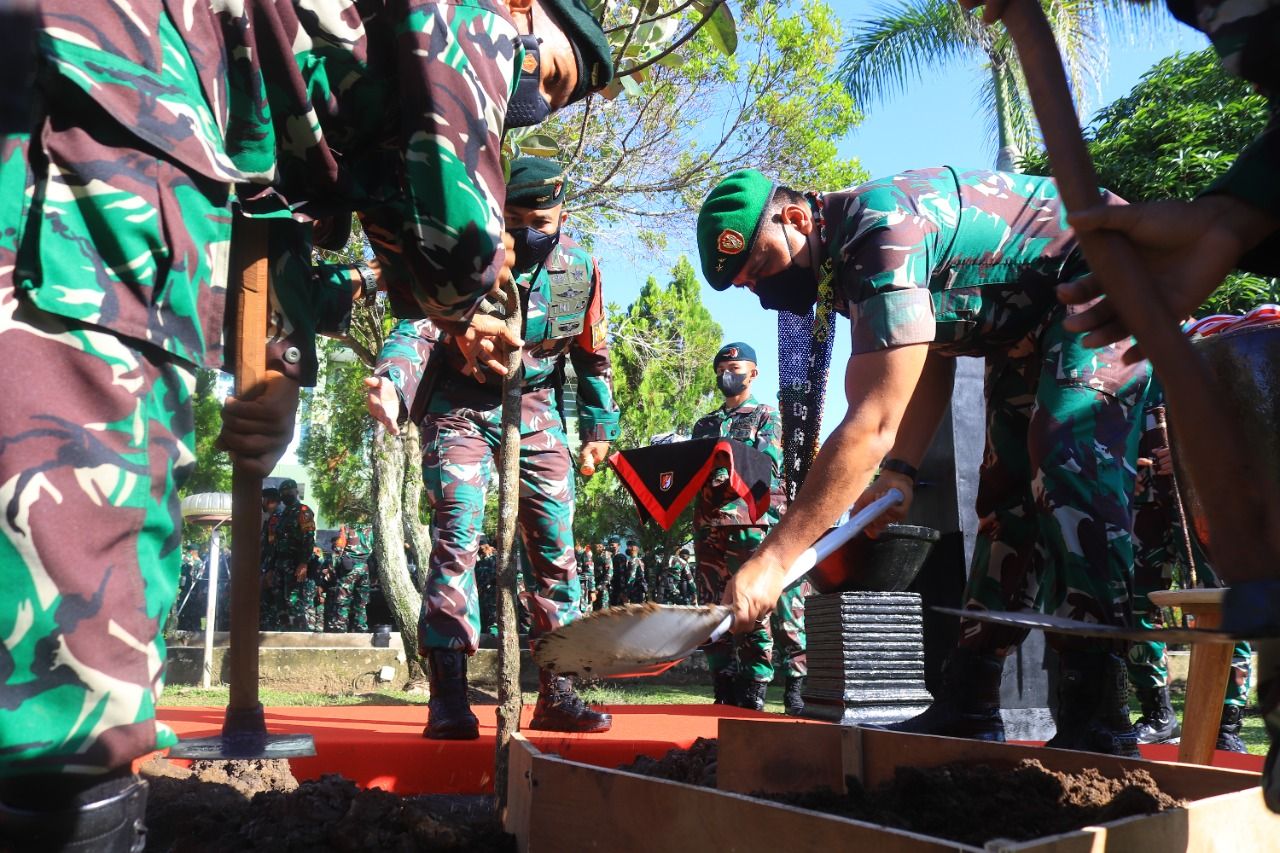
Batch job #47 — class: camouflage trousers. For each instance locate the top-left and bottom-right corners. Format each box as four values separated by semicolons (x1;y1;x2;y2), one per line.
959;303;1150;655
593;562;612;610
0;275;196;777
418;387;579;654
260;570;287;631
696;526;775;682
286;576;322;632
328;562;371;633
771;579;810;679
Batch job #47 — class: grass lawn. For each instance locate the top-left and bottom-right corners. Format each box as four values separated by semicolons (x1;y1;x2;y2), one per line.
162;681;1268;756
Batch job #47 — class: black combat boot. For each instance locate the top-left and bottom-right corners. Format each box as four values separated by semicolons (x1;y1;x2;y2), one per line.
529;670;612;733
783;675;806;717
1217;705;1248;754
423;649;480;740
738;680;768;712
1046;651;1140;757
1133;685;1181;744
882;648;1006;741
0;772;148;853
712;662;738;705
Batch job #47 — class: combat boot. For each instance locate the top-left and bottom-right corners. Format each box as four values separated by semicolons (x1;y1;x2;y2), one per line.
1046;651;1140;757
738;680;768;712
881;648;1006;741
423;649;480;740
1133;685;1181;744
784;675;806;717
1217;705;1248;754
0;772;148;853
529;670;612;733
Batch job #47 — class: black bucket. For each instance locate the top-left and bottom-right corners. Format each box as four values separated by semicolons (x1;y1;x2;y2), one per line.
809;523;941;594
371;624;393;648
1174;324;1280;559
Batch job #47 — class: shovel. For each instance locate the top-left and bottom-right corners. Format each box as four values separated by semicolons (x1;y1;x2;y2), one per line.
534;489;904;679
931;607;1245;645
168;218;315;760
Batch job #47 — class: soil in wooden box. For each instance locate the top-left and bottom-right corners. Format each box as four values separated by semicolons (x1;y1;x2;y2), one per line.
141;758;513;852
769;759;1182;848
618;737;719;787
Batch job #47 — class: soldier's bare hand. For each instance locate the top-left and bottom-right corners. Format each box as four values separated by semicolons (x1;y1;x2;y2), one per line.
1062;197;1279;358
456;314;524;383
956;0;1010;25
1152;444;1174;477
855;471;914;538
364;376;401;436
578;441;610;476
724;554;785;632
217;370;300;478
295;565;307;582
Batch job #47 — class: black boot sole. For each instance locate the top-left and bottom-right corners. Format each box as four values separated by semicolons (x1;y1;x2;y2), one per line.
422;720;480;740
527;716;613;733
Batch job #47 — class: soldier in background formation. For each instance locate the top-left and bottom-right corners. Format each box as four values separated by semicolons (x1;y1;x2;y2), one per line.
690;342;789;711
263;479;317;631
656;547;697;605
620;542;649;604
327;526;375;633
576;544;598;614
593;543;612;610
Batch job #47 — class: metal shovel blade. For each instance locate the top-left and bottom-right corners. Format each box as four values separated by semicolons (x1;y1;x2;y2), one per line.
932;607;1241;644
167;732;317;760
535;603;730;679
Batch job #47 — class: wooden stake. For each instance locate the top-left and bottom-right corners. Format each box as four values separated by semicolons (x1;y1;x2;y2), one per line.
1154;406;1198;589
494;278;525;813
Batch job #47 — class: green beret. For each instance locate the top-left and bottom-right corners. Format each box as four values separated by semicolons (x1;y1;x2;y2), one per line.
696;169;776;290
714;342;757;366
540;0;614;104
507;157;567;209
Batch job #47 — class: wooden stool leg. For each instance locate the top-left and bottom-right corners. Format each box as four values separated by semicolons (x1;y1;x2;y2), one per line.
1177;607;1232;765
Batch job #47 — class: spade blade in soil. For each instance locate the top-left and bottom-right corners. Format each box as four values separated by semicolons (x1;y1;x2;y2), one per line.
534;603;730;679
933;607;1242;643
168;732;316;760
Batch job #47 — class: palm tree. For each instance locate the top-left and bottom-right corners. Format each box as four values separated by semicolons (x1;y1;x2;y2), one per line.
838;0;1155;172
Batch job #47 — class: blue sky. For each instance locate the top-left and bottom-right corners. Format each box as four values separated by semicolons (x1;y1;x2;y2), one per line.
591;10;1206;438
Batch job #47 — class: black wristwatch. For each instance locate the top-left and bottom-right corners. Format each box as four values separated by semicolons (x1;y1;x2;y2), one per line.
353;262;378;307
880;458;919;484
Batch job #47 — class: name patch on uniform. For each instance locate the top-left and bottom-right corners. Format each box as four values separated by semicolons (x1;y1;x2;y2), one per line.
718;229;745;255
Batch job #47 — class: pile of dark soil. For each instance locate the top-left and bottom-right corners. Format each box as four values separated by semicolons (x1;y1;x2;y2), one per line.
141;758;513;852
767;758;1183;847
617;737;718;787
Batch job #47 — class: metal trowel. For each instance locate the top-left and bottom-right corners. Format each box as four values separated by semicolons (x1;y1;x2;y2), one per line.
932;607;1246;644
534;489;904;678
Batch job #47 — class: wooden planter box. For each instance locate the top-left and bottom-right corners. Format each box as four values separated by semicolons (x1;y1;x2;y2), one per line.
505;718;1277;852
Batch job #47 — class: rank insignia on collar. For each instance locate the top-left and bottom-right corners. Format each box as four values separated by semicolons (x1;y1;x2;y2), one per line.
718;229;745;255
659;472;674;491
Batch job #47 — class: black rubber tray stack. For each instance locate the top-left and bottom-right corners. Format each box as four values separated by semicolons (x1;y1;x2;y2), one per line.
800;591;934;725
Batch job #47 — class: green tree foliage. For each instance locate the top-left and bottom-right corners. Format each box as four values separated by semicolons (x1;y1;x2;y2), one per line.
1020;49;1278;314
575;257;723;552
182;368;232;497
517;0;865;251
297;338;377;522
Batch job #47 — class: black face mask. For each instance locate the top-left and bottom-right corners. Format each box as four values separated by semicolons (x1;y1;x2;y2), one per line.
717;369;749;397
506;34;551;128
510;226;560;272
755;220;818;314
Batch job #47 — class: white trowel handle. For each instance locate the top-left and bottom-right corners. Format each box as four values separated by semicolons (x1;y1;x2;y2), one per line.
707;488;904;644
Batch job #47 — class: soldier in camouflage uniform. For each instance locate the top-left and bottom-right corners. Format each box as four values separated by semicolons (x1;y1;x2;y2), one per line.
771;580;811;716
620;543;649;604
692;342;790;711
575;545;597;614
369;157;620;739
1126;378;1251;752
270;480;318;632
593;542;613;610
698;167;1150;755
0;0;617;842
656;548;696;605
328;525;374;633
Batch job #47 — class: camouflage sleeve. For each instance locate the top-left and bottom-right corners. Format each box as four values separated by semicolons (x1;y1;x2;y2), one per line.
375;317;442;413
691;413;719;440
296;506;317;566
756;405;788;518
1207;106;1280;274
263;218;355;386
390;0;520;328
838;216;937;355
568;258;620;442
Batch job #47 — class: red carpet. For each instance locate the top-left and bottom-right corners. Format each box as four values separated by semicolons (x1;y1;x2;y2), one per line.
156;704;775;794
154;705;1266;794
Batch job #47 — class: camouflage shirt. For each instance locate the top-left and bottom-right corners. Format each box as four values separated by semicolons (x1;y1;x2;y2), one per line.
822;168;1122;357
375;236;621;441
268;499;316;570
692;395;786;528
26;0;520;375
1165;0;1280;273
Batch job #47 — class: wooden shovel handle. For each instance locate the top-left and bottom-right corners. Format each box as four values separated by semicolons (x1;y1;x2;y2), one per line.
1000;0;1271;583
227;217;269;717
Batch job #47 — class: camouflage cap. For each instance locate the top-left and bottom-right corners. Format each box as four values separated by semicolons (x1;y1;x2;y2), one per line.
507;157;568;209
279;478;298;491
696;169;776;290
714;342;757;366
540;0;614;103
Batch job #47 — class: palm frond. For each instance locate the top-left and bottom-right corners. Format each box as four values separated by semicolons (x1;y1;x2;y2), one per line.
836;0;986;109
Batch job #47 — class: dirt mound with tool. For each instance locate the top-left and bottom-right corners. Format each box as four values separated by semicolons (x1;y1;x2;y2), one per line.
141;758;512;852
619;741;1182;846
